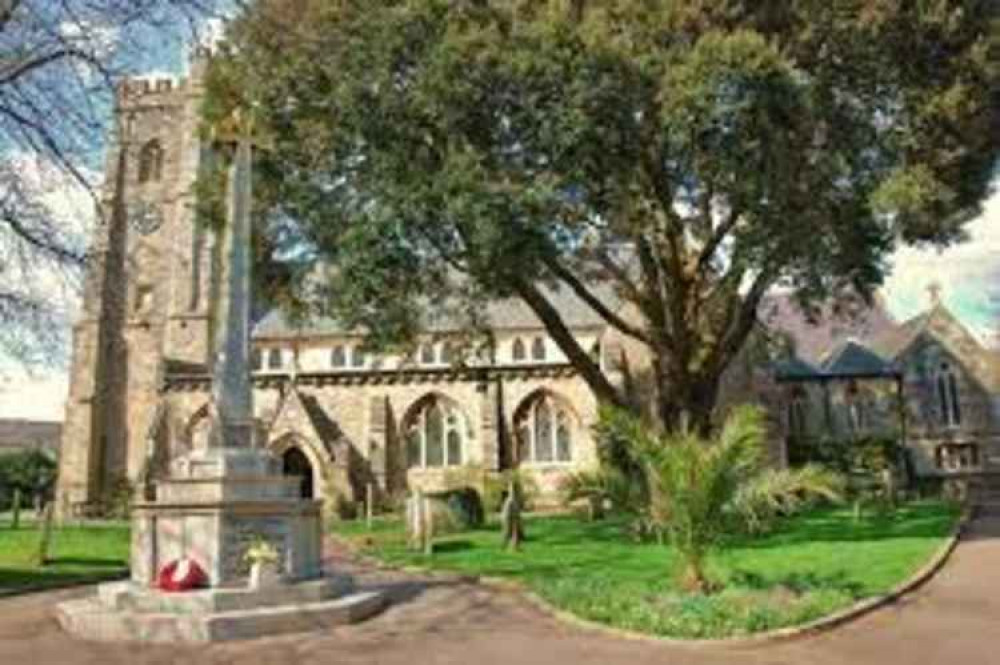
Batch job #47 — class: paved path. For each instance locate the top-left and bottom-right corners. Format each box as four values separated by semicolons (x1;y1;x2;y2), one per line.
2;516;999;665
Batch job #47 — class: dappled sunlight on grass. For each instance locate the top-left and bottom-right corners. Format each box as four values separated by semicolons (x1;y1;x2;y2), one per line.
333;501;960;638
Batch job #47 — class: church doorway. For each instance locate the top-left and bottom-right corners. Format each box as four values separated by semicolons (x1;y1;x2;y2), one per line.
282;447;314;499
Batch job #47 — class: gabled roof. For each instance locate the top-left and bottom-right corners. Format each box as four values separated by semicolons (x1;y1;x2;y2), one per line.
0;419;61;453
772;356;821;381
866;312;929;360
820;339;896;378
760;292;900;365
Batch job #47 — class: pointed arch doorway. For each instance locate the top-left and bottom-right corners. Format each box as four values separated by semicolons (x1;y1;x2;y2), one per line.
282;447;315;499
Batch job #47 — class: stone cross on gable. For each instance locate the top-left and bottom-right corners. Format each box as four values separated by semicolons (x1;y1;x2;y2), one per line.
927;281;943;307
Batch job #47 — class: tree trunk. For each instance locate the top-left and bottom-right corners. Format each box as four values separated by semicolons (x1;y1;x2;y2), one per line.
653;357;722;438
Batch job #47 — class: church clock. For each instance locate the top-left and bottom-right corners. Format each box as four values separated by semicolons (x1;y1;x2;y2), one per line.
128;201;164;236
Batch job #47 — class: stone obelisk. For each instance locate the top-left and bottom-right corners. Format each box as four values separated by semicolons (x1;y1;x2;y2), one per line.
129;116;322;587
211;133;254;449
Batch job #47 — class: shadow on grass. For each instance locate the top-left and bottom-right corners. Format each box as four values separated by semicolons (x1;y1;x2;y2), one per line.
732;504;960;550
0;568;127;594
432;540;476;554
47;557;125;568
729;569;866;598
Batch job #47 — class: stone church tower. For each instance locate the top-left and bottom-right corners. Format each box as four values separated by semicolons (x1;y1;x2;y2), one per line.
56;51;216;516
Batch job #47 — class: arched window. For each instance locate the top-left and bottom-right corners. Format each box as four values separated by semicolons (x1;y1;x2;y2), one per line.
267;348;283;370
512;338;526;362
405;396;467;469
251;348;263;371
937;362;962;427
351;346;366;368
330;345;346;368
440;341;455;365
515;392;574;464
531;337;546;361
787;387;808;438
138;139;164;183
420;343;436;365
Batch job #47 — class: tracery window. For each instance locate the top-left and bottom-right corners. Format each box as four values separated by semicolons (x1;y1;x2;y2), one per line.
251;348;263;371
515;393;574;464
440;341;455;365
531;337;546;361
937;362;962;427
138;139;164;183
406;396;466;469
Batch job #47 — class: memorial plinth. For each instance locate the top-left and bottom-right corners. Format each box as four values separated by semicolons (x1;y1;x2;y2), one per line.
130;448;324;587
56;111;386;643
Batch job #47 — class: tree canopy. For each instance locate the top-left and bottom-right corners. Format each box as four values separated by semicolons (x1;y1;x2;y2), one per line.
205;0;1000;432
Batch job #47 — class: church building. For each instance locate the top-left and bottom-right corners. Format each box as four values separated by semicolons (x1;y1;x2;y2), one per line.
55;53;1000;518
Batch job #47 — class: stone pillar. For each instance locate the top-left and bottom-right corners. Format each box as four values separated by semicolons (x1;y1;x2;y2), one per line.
367;395;388;491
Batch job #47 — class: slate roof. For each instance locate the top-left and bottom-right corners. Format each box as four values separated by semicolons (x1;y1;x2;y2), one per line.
253;281;619;339
759;292;900;365
0;420;61;454
819;339;896;378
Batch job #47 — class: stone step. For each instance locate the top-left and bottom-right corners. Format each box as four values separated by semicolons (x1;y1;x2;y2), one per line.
57;589;386;643
98;576;353;614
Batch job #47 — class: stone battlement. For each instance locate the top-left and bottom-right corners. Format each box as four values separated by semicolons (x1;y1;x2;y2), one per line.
116;76;181;101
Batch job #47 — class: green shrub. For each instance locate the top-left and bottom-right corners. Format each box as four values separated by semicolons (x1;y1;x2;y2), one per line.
0;450;57;511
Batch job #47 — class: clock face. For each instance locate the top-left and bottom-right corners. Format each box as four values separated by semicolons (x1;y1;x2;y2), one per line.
128;201;163;236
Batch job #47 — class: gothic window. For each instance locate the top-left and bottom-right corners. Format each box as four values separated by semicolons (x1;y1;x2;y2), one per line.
512;338;526;362
787;387;808;438
515;392;574;464
251;348;263;371
420;343;436;365
405;396;466;469
440;341;455;365
331;345;346;368
532;337;546;361
138;139;164;183
267;348;283;370
937;362;962;427
351;346;366;368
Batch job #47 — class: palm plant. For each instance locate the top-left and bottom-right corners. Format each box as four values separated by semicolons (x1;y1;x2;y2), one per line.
610;405;842;593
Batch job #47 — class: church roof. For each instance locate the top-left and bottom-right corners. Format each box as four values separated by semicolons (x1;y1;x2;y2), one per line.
819;339;896;378
760;292;900;365
253;280;619;339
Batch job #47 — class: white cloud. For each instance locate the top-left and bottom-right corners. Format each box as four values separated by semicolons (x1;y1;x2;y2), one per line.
882;186;1000;345
0;369;68;422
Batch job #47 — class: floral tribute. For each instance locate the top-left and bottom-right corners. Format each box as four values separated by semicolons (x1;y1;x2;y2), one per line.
157;557;208;592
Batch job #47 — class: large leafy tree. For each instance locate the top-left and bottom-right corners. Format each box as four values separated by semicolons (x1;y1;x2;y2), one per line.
205;0;1000;433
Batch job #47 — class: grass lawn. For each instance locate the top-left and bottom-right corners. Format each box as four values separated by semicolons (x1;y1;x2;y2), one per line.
334;501;960;639
0;521;130;594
